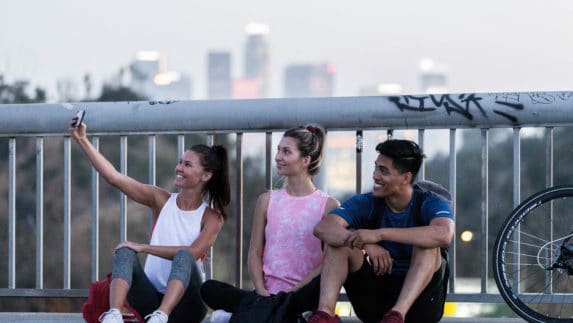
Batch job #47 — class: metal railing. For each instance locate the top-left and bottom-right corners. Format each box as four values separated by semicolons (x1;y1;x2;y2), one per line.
1;91;573;303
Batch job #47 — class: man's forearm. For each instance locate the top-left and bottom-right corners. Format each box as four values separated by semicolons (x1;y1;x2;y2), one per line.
314;220;351;247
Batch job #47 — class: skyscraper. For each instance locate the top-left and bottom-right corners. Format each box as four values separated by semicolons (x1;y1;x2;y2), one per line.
207;51;231;99
283;63;335;98
419;58;448;94
243;22;270;98
128;51;191;100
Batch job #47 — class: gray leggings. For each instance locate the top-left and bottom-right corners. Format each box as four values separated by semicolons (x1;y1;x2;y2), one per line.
112;247;207;323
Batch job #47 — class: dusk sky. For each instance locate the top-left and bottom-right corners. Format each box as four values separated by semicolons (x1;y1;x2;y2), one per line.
1;0;572;101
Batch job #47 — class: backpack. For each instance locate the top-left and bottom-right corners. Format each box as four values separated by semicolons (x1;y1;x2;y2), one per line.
82;273;145;323
411;180;452;287
373;180;452;313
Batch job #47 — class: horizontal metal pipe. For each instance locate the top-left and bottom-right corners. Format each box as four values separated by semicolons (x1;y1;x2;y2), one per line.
2;91;573;136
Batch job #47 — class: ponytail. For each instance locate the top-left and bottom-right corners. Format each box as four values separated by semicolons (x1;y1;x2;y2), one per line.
190;144;231;220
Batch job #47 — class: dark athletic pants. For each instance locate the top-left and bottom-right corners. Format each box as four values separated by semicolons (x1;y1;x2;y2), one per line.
200;276;320;319
343;256;447;323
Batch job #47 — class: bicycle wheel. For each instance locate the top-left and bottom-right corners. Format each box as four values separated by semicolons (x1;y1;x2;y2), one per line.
493;185;573;322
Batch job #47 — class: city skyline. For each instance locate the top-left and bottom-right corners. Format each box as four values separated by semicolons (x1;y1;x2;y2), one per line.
2;0;572;101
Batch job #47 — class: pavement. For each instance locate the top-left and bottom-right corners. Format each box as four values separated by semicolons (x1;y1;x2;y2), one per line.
0;312;526;322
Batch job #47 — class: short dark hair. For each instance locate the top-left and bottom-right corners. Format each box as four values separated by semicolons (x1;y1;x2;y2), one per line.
375;139;425;182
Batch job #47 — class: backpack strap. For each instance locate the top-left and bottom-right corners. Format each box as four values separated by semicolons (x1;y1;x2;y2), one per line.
412;188;424;226
412;187;450;263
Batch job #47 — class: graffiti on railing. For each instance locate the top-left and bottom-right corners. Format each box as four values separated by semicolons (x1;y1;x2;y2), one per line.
389;92;573;124
388;93;523;123
149;100;178;105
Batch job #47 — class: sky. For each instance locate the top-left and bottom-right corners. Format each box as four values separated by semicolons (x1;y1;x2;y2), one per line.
2;0;573;101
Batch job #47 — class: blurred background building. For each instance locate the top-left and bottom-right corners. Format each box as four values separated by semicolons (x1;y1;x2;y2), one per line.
128;51;191;100
419;58;449;94
207;51;232;99
283;63;335;97
243;22;270;98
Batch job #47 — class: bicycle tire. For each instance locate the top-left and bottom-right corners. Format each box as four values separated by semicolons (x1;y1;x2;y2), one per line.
493;185;573;322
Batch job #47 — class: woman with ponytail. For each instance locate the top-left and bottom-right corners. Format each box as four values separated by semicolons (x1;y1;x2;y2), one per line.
201;125;339;322
70;116;230;323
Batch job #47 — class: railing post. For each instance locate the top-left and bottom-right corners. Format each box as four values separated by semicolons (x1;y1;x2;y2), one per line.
35;137;44;288
91;137;100;282
8;138;16;289
235;133;244;288
480;129;489;293
119;136;128;242
448;129;456;293
63;137;71;289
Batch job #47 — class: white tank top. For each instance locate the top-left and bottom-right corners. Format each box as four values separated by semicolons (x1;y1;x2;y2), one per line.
144;193;206;293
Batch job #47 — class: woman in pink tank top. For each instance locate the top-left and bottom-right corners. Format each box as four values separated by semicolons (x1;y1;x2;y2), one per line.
201;125;339;322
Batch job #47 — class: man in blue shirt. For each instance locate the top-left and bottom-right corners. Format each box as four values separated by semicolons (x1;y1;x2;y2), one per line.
308;139;455;323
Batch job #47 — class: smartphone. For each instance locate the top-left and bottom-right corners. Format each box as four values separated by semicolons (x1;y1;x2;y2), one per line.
73;110;86;128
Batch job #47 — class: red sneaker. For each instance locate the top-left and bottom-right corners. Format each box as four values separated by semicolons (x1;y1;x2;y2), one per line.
380;310;404;323
307;310;340;323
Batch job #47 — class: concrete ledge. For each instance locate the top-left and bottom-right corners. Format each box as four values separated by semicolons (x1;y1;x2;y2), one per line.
0;313;85;322
0;312;525;322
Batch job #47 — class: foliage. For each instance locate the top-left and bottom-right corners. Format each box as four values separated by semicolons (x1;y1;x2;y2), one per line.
0;76;46;104
94;84;147;102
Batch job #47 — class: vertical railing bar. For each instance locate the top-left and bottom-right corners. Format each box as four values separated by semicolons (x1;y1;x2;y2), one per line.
35;137;44;288
545;127;554;189
545;127;554;294
448;129;456;292
91;137;100;282
235;133;244;288
480;129;489;293
119;136;128;242
355;130;363;194
512;128;521;292
177;135;185;159
265;132;273;191
63;137;71;289
418;129;425;180
205;134;215;280
148;135;156;236
8;138;16;289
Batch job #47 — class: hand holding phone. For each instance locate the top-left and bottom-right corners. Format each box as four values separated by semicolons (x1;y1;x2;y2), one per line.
72;110;86;128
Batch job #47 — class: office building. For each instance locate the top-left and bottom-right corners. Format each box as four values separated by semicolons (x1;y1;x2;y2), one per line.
419;58;448;94
207;51;232;99
283;63;335;97
128;51;191;100
244;22;270;98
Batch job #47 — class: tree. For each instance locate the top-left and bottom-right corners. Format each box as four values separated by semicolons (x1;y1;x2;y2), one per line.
0;75;46;104
95;84;146;102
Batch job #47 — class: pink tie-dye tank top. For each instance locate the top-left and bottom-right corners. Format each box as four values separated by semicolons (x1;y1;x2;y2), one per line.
262;188;329;294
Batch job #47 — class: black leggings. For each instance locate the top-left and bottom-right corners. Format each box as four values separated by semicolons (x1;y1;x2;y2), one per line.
200;276;320;317
112;247;207;323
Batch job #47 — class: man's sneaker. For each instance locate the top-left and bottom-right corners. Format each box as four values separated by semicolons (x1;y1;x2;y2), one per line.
380;310;404;323
307;310;340;323
145;310;169;323
99;308;124;323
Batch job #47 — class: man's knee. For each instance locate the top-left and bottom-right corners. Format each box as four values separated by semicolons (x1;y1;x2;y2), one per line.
324;245;364;272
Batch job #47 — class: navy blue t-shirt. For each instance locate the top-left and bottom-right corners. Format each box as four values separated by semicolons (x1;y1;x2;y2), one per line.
331;190;453;276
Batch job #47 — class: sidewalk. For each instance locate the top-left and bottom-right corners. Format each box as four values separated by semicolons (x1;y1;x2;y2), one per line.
0;312;526;322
